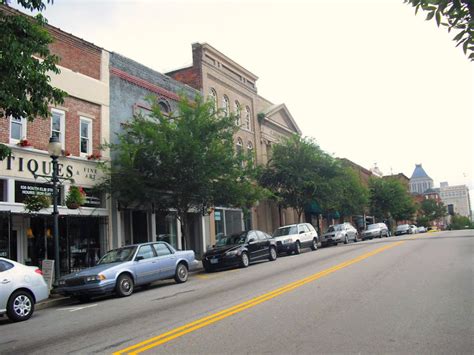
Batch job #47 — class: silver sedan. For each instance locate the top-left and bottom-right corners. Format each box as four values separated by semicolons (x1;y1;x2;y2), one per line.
0;258;49;322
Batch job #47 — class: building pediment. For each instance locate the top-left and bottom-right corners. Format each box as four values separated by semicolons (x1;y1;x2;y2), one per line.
261;104;301;136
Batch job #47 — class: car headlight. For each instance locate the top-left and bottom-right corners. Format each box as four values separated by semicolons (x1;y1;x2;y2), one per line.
225;249;240;256
85;274;106;282
58;280;66;286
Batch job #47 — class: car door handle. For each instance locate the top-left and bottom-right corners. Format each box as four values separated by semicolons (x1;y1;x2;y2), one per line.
1;279;10;284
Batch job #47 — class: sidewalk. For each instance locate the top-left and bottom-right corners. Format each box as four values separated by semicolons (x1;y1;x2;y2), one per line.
37;260;204;310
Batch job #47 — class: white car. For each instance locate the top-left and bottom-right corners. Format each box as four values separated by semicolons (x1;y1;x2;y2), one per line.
272;223;319;254
0;258;49;322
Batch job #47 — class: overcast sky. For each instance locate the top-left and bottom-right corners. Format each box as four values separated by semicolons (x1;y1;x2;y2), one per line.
16;0;474;205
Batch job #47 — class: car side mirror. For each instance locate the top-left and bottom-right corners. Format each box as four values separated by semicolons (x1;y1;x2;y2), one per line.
135;256;144;262
248;238;256;243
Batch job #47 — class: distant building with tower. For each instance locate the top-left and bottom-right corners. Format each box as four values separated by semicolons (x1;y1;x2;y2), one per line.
409;164;434;194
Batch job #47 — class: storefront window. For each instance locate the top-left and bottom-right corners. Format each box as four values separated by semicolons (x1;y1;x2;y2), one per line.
0;212;11;258
0;179;6;202
214;209;243;239
156;212;178;248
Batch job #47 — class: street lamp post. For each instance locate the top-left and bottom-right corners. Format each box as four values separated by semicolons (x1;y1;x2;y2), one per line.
48;136;62;280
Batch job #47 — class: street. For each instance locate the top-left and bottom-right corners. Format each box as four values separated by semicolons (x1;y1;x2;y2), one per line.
0;230;472;354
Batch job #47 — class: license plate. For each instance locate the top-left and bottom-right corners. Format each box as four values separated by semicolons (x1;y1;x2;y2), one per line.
210;258;218;264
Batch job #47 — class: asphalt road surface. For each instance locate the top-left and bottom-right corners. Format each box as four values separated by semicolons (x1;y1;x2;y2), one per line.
1;230;472;354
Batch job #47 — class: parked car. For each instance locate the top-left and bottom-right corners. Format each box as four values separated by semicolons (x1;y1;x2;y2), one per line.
427;226;440;233
55;242;198;301
272;223;319;255
395;224;417;236
202;230;277;272
0;258;49;322
361;223;389;240
417;226;427;233
321;223;358;246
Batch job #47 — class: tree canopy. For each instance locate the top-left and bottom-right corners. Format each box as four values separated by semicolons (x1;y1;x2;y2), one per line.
404;0;474;60
417;198;447;225
99;96;264;248
369;177;416;222
0;1;66;121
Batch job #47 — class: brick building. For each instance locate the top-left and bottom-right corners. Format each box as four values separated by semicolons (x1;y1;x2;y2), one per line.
168;43;302;245
0;7;110;275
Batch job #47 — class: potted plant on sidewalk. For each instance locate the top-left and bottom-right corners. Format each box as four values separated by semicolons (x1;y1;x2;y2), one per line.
65;186;86;209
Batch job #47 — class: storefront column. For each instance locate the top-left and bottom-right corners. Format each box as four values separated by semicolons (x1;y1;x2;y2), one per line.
150;211;156;242
177;220;182;250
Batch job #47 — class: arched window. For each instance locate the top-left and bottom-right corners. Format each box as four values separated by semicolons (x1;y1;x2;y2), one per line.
158;100;170;114
222;95;230;116
236;137;243;155
234;100;241;126
247;141;253;157
245;106;251;131
209;88;218;110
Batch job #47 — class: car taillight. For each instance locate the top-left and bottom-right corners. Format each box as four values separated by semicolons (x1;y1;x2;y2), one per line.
35;268;43;275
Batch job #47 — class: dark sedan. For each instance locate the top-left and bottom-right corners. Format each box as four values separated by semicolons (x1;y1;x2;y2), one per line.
202;230;277;272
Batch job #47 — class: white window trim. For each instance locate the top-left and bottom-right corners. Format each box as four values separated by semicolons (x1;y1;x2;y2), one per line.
9;116;27;144
51;108;66;150
79;116;93;157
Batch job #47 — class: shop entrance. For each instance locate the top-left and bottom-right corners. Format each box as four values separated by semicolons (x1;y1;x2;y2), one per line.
0;212;16;260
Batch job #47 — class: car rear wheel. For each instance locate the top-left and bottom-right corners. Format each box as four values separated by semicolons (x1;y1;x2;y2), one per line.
294;241;301;254
115;274;134;297
344;235;348;244
268;246;277;261
174;263;189;283
240;252;250;268
311;238;318;250
7;290;35;322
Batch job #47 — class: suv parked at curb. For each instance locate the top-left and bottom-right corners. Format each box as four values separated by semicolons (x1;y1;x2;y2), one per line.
361;223;389;240
321;223;358;246
272;223;319;255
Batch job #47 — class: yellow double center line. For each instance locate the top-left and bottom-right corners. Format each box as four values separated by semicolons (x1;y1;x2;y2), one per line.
114;241;404;354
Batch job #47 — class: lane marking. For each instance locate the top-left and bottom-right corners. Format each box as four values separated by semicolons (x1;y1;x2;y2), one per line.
114;241;404;354
58;304;97;312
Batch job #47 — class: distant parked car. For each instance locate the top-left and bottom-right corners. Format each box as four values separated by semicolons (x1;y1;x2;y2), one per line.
0;258;49;322
202;230;277;272
427;226;440;233
395;224;417;236
56;242;198;301
321;223;358;246
361;223;389;240
417;226;427;233
272;223;319;254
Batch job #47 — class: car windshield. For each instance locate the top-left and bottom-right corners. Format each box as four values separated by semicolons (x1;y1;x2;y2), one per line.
273;226;298;237
215;232;247;247
327;225;343;233
98;246;137;265
367;224;379;230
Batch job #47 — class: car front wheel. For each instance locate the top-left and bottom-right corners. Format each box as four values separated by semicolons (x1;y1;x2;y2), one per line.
311;238;318;250
174;263;189;283
7;290;35;322
294;241;301;254
116;274;134;297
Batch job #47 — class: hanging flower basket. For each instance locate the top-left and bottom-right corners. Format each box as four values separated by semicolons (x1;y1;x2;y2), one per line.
66;186;86;209
24;194;51;213
17;139;32;147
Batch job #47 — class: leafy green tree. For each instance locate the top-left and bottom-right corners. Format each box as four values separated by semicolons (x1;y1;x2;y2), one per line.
259;135;338;221
418;198;447;224
369;177;416;222
99;96;264;248
332;167;369;219
448;214;473;229
1;1;66;121
404;0;474;60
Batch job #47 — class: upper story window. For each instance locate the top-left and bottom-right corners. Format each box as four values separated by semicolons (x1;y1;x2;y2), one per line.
51;109;65;149
80;117;93;156
245;106;251;131
209;88;218;111
222;95;230;116
234;100;241;126
9;116;27;144
236;138;243;155
158;100;170;115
